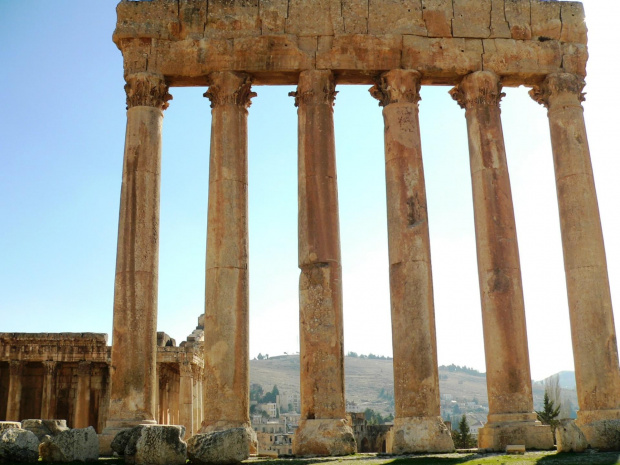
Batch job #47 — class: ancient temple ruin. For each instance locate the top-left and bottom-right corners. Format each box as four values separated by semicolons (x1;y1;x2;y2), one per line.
2;0;619;456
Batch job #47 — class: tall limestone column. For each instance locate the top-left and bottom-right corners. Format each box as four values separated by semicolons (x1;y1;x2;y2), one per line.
74;361;92;428
450;71;553;451
41;361;57;419
531;73;620;449
6;361;23;421
370;70;453;453
179;362;195;437
101;72;171;451
290;70;356;457
201;71;256;450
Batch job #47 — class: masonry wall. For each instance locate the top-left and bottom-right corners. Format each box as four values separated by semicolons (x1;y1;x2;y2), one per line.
113;0;586;86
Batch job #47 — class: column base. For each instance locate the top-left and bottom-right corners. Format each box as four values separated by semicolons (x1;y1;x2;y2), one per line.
99;418;157;456
390;416;454;454
293;418;356;457
576;408;620;451
478;413;554;452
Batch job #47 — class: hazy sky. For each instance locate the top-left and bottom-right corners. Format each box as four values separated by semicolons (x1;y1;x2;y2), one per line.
1;1;618;382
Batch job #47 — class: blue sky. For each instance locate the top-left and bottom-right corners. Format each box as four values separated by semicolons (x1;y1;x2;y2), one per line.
1;1;619;381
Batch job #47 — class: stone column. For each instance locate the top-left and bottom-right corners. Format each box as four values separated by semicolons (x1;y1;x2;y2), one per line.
6;361;23;421
101;72;171;451
179;362;194;438
201;71;256;448
290;70;355;457
370;70;453;453
531;73;620;449
450;71;553;451
74;361;92;428
41;361;57;419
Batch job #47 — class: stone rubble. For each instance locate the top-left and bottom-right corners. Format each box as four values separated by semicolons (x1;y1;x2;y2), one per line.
39;426;99;462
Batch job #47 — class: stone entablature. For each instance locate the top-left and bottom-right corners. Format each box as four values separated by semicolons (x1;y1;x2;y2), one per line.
0;333;109;363
113;0;586;86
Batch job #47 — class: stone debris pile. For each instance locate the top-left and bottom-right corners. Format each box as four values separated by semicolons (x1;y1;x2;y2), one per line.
0;420;99;463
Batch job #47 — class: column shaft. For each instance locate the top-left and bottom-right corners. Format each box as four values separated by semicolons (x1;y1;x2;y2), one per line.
291;70;355;457
450;71;552;451
531;73;620;449
41;361;56;419
6;361;23;421
202;71;255;432
74;361;92;428
370;70;452;453
179;362;195;437
101;72;171;453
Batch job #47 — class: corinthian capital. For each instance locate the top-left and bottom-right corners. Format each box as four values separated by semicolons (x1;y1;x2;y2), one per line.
204;72;256;109
125;73;172;110
529;73;586;109
450;71;505;110
289;70;337;107
369;70;421;107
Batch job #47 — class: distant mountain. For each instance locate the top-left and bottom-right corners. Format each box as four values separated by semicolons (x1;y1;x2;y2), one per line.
249;355;578;415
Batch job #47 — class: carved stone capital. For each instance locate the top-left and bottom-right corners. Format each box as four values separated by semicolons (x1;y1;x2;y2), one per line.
9;360;23;376
180;362;194;378
204;71;256;109
77;361;92;377
450;71;505;110
290;70;337;107
125;72;172;110
43;361;57;375
369;70;421;107
529;73;586;109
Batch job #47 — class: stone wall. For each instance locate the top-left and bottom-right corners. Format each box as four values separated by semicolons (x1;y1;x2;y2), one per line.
112;0;586;86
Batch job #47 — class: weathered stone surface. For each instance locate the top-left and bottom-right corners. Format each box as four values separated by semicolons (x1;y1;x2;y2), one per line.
452;0;491;38
341;0;368;34
577;419;620;451
401;37;483;83
0;422;21;434
391;417;454;454
556;420;588;453
368;0;426;35
206;0;261;39
422;0;453;38
505;0;532;39
0;428;39;463
531;0;562;40
490;0;511;38
293;419;356;456
560;2;587;44
482;39;562;86
187;427;253;464
119;425;186;465
21;419;68;441
39;427;99;463
478;418;554;451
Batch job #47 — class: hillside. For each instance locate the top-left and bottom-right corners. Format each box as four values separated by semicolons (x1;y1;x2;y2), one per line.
249;355;578;416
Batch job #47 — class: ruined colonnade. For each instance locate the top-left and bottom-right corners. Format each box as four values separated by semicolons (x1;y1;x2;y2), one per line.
105;0;620;454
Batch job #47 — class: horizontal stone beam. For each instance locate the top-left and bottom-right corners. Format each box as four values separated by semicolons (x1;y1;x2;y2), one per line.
116;34;585;86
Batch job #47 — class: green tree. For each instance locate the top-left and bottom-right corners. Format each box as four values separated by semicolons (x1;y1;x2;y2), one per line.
250;383;264;401
451;415;475;449
536;391;561;432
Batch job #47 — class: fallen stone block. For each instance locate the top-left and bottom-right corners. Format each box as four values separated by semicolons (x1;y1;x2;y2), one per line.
21;419;68;441
39;426;99;462
188;427;254;464
123;425;187;465
0;422;21;434
556;420;587;453
110;428;133;456
0;428;39;463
